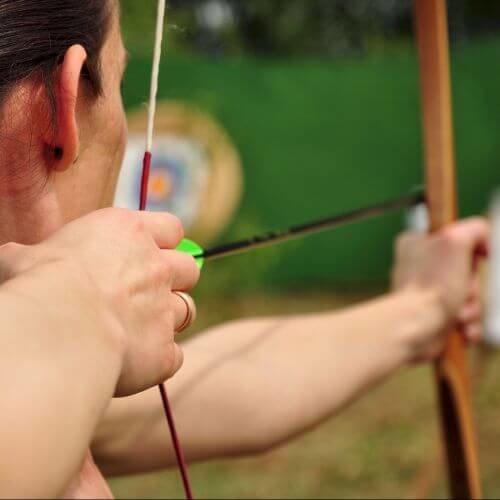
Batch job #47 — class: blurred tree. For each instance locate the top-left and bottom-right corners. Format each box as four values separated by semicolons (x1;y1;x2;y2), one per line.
121;0;500;57
162;0;414;56
465;0;500;35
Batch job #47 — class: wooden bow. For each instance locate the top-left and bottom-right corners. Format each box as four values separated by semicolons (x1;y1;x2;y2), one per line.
414;1;481;497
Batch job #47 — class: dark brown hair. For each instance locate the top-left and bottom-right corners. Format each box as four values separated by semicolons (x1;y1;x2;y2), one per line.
0;0;113;113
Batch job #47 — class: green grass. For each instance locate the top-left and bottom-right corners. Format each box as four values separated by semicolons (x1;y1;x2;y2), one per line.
122;37;500;291
109;292;500;499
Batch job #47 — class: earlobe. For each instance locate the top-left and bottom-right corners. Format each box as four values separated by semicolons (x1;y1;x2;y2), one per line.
44;44;87;171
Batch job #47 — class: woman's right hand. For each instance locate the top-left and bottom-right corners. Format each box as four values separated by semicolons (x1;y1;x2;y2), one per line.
0;208;200;396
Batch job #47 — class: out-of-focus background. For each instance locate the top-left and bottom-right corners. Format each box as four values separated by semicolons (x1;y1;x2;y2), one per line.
112;1;500;498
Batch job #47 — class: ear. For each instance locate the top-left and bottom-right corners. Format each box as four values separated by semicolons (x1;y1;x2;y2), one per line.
42;44;87;171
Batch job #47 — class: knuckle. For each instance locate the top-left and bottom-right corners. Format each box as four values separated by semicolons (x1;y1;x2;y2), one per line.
150;256;169;284
440;227;462;247
97;207;125;222
115;208;141;227
126;214;145;236
99;208;139;232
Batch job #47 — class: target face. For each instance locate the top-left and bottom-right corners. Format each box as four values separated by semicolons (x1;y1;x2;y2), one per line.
115;134;209;229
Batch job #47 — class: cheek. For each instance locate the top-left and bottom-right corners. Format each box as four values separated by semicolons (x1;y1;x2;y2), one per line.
84;97;128;209
114;116;128;188
109;104;129;197
109;95;127;144
116;93;128;146
102;96;128;167
118;111;128;158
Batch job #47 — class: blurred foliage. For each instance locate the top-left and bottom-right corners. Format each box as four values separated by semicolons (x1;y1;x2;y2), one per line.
121;0;500;57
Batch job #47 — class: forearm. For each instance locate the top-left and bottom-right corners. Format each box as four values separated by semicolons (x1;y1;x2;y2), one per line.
94;288;443;474
0;262;122;498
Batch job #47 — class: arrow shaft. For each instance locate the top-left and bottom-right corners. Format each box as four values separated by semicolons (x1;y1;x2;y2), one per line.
201;190;425;262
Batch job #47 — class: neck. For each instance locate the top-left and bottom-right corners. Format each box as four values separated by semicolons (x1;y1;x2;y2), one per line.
0;184;64;245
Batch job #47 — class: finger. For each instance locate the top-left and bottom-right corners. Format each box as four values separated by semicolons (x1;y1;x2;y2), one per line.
167;343;184;380
171;291;197;333
444;218;490;254
149;335;185;386
156;343;185;384
458;301;483;324
467;275;481;299
464;322;483;343
162;250;200;291
136;212;184;249
462;276;480;306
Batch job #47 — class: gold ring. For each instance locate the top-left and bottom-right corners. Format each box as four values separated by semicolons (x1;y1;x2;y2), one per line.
173;291;195;333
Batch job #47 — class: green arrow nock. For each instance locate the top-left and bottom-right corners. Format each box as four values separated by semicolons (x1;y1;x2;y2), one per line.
177;239;205;269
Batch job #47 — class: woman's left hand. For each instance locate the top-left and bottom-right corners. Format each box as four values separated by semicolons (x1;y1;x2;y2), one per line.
392;217;489;360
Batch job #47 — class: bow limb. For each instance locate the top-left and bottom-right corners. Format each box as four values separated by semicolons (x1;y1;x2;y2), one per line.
414;1;481;498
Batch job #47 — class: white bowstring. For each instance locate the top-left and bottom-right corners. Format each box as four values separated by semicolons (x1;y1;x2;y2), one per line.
146;0;166;152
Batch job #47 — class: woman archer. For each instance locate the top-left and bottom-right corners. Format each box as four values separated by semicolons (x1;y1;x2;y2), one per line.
0;0;489;498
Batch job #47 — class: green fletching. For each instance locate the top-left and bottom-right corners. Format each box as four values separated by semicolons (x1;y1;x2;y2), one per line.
177;239;205;269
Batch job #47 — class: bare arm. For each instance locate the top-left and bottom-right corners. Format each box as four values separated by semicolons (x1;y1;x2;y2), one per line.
0;261;122;498
93;218;488;476
93;288;443;475
0;208;199;497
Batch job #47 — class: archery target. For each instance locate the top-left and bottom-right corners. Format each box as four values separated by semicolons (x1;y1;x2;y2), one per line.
115;134;209;229
115;101;243;244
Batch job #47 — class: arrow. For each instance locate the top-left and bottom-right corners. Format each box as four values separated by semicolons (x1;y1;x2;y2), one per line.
178;189;425;267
